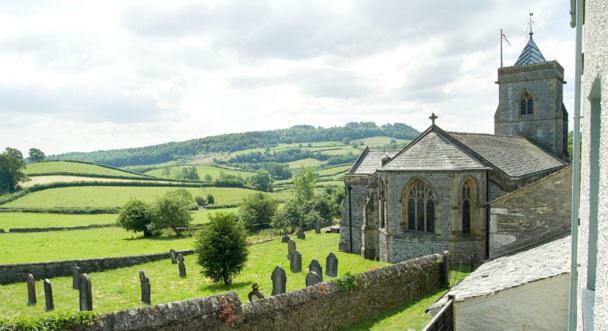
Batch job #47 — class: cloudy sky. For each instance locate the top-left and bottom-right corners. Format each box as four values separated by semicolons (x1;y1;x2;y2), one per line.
0;0;575;155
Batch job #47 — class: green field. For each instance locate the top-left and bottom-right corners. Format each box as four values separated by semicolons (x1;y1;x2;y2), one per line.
23;161;144;178
0;208;238;230
288;158;325;169
0;233;387;319
351;136;410;147
2;186;290;210
318;165;351;176
144;165;253;180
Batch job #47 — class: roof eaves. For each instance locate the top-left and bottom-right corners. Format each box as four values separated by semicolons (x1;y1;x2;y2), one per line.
347;146;370;175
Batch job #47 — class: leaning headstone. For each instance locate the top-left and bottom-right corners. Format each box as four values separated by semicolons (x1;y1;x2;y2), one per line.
325;253;338;277
43;279;54;311
290;251;302;273
296;227;305;239
287;239;296;260
281;229;290;243
139;271;151;304
72;265;81;290
305;271;322;287
177;254;187;278
308;259;323;281
79;274;93;311
247;283;265;302
26;273;36;306
170;249;177;264
271;266;287;295
314;221;321;234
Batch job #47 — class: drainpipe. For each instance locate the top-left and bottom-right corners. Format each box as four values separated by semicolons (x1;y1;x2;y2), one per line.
347;184;353;253
568;0;583;329
485;172;490;259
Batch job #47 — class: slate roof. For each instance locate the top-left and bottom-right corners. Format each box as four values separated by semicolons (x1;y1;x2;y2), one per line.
349;149;397;175
449;132;566;178
381;128;489;172
514;37;546;66
429;235;570;310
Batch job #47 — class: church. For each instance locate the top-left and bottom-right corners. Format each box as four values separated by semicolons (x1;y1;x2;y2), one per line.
340;31;571;263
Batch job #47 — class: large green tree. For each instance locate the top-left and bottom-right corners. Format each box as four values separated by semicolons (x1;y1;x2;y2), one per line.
0;148;28;193
194;212;248;285
151;190;193;236
117;199;154;237
248;169;274;192
28;148;45;163
239;192;278;232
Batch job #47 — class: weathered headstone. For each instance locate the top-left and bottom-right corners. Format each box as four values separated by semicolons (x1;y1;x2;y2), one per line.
290;250;302;273
139;271;151;304
296;227;305;239
314;221;321;234
72;265;81;290
281;229;290;243
247;283;265;303
271;266;287;295
177;254;187;278
308;259;323;281
287;239;296;260
43;279;54;311
325;252;338;277
79;274;93;311
26;273;36;306
170;249;177;264
305;271;322;287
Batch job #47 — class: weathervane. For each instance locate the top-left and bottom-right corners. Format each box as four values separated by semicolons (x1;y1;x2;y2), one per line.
528;12;535;38
429;113;438;126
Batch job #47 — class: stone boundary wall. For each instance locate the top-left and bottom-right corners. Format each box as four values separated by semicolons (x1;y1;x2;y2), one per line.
0;223;116;233
84;254;442;331
0;250;194;285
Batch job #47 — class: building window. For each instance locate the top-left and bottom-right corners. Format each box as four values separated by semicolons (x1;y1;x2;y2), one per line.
379;181;386;229
462;182;472;234
404;179;436;233
587;80;602;291
520;92;534;115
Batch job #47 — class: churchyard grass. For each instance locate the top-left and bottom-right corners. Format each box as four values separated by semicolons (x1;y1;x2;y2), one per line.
0;233;387;319
144;165;254;180
23;161;144;178
2;186;291;210
0;208;238;230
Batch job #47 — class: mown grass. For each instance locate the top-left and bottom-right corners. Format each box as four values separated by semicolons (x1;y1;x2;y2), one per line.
0;233;387;319
3;186;291;210
0;208;238;230
23;161;143;178
144;165;253;180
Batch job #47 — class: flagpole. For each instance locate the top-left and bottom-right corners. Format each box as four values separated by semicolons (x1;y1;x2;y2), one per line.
500;28;503;68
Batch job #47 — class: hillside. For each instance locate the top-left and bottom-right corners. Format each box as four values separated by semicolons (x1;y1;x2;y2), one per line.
51;122;419;167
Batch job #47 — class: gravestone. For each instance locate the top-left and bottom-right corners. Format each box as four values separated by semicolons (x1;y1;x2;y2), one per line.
170;249;177;264
139;271;151;304
308;259;323;281
281;229;290;243
287;239;296;260
305;271;322;287
271;266;287;295
296;228;305;239
43;279;54;311
72;265;81;290
79;274;93;311
290;251;302;273
314;221;321;234
247;283;265;303
177;254;187;278
325;253;338;277
26;273;36;306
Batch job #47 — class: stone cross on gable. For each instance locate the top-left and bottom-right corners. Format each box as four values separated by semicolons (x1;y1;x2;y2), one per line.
429;113;438;126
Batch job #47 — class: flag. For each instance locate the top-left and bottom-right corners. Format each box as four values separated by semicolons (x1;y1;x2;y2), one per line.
502;31;511;46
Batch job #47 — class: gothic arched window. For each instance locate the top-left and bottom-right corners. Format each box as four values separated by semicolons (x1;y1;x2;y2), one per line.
404;179;436;233
461;178;477;234
520;92;534;115
379;181;386;229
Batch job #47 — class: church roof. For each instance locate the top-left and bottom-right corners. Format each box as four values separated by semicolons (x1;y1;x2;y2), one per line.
449;132;566;178
348;148;398;175
381;127;489;172
514;36;546;66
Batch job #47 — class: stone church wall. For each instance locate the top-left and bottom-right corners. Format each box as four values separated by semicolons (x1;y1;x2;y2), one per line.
489;167;571;258
340;176;368;253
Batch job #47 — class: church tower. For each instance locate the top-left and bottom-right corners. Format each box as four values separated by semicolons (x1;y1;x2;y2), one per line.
494;30;569;160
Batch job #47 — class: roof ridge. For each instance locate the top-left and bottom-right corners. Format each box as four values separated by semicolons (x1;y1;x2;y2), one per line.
447;131;524;139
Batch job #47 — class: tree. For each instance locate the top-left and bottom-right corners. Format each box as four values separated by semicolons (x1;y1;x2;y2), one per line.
204;174;213;182
162;167;171;178
207;194;215;204
0;149;28;193
292;166;317;201
194;212;248;285
5;147;23;160
151;191;193;236
28;148;45;163
248;170;274;192
239;193;278;232
117;199;154;237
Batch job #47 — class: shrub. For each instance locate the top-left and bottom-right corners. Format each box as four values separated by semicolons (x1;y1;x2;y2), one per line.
194;212;248;285
117;199;155;237
195;195;207;207
248;170;274;192
207;194;215;204
151;191;193;236
239;193;278;232
334;272;358;293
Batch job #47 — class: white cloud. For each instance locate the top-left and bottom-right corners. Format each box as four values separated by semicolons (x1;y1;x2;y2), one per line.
0;0;575;155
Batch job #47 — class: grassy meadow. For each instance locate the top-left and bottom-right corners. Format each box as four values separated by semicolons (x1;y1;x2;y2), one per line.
144;165;254;181
23;161;144;178
0;233;388;319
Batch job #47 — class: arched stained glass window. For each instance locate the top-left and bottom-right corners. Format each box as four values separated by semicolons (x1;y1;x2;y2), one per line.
462;180;473;234
404;179;436;233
